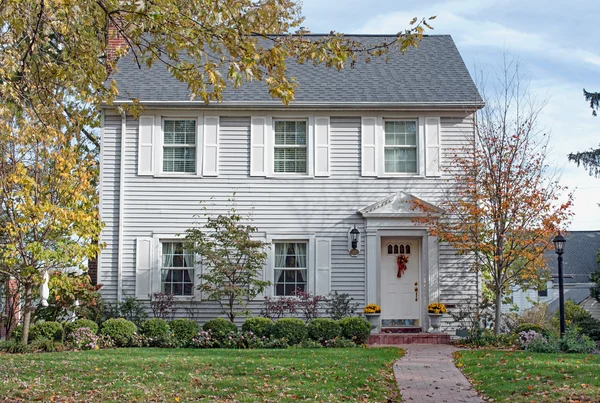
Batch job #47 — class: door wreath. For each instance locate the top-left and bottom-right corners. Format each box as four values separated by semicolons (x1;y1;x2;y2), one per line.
396;254;409;278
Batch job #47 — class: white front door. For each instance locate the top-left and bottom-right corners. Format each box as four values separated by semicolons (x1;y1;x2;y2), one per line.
380;239;420;327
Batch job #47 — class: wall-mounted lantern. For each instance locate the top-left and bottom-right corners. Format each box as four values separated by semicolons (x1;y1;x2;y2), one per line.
348;225;360;256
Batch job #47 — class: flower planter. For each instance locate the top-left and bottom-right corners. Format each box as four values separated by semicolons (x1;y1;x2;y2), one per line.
428;313;443;334
364;313;380;334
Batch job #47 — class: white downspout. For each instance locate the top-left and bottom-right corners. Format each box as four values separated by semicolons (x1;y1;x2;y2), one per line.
117;112;126;302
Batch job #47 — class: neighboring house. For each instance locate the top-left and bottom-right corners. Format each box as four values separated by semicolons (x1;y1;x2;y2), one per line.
99;34;483;332
503;231;600;320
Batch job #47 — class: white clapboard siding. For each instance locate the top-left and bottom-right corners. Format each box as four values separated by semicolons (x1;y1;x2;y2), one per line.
314;117;330;177
138;115;155;175
100;113;477;321
203;116;219;176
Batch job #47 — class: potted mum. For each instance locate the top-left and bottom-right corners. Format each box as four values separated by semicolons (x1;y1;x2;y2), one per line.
363;304;381;333
427;302;446;334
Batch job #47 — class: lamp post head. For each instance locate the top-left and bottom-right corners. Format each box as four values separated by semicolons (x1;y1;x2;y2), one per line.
553;232;566;255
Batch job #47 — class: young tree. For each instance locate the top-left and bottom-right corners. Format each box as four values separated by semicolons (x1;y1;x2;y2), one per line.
0;115;102;344
567;89;600;178
185;204;270;322
414;57;573;334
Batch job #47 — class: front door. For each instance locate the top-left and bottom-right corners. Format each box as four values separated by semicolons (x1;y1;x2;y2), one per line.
380;238;420;328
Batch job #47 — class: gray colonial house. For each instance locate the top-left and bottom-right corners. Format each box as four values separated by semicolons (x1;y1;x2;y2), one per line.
99;35;483;333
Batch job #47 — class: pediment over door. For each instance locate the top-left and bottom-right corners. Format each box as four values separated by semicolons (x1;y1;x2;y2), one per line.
358;191;444;218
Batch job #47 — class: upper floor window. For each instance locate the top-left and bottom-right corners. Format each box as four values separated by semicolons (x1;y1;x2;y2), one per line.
163;119;196;173
274;120;307;174
537;288;548;297
384;120;418;174
161;241;194;296
274;242;307;296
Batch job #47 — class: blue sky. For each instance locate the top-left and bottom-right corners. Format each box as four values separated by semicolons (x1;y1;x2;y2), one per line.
301;0;600;230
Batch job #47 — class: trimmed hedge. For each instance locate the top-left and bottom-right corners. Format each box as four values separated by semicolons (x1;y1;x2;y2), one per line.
272;318;307;345
64;319;99;336
307;318;341;342
30;321;64;342
338;317;371;344
203;318;237;334
139;318;171;344
242;317;274;338
169;319;200;345
100;318;137;347
514;323;547;336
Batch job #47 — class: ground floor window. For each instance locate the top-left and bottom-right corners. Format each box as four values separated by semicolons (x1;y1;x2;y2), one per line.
274;242;307;296
161;241;194;296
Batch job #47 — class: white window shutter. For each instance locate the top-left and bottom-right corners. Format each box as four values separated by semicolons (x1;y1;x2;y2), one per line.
425;117;441;176
135;237;153;299
315;238;332;296
361;117;377;177
203;116;219;176
314;117;330;177
138;116;155;175
250;116;267;176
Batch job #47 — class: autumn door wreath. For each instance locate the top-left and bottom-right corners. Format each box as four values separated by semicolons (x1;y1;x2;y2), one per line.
396;254;409;278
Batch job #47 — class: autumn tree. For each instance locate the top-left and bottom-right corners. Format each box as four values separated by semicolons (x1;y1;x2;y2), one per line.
414;57;573;334
567;89;600;177
0;116;102;345
185;203;270;322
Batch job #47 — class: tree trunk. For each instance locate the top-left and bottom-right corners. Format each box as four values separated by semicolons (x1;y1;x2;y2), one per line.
20;284;34;345
494;291;502;335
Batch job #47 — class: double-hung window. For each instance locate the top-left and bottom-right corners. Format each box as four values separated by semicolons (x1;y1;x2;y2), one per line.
163;119;196;173
161;242;195;296
384;120;418;174
274;120;307;174
274;242;307;296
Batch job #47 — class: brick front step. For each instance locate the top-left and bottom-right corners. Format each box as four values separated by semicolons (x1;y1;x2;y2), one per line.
368;332;451;345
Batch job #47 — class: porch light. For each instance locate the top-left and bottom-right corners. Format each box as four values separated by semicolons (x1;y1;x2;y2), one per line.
349;225;360;256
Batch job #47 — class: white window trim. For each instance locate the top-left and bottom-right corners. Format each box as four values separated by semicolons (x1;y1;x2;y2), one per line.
267;116;315;178
378;117;422;177
153;114;203;177
153;235;200;300
265;233;316;297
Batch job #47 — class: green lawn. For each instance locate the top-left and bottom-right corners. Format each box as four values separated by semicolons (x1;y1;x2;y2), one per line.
455;350;600;402
0;347;403;402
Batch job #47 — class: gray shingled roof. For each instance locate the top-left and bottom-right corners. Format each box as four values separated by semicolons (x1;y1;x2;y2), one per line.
110;35;482;106
546;231;600;284
548;287;591;313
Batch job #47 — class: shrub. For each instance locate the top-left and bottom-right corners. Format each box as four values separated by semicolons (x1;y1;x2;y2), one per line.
242;317;274;338
169;319;200;346
514;323;547;337
272;318;307;345
297;339;323;348
0;340;31;354
559;327;597;354
577;316;600;341
323;338;356;348
307;318;341;342
64;319;99;336
68;327;100;350
338;317;371;344
140;318;170;339
10;325;22;342
29;339;66;353
100;318;137;347
203;318;237;335
29;321;64;342
325;291;358;320
526;335;560;353
518;330;545;349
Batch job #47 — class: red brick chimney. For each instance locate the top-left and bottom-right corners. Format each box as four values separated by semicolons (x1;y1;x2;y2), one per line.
106;17;128;74
1;278;20;340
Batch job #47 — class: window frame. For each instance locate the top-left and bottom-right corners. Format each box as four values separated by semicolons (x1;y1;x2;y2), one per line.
161;118;199;175
382;118;419;175
266;234;315;297
156;238;198;299
273;241;309;297
272;118;309;175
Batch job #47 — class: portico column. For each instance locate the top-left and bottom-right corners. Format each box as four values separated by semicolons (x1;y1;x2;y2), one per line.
365;229;378;304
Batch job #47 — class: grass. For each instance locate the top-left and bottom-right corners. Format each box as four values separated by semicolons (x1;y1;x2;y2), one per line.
0;347;403;402
455;350;600;402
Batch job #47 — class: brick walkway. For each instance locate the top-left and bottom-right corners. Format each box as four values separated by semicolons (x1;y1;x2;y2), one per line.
393;344;483;402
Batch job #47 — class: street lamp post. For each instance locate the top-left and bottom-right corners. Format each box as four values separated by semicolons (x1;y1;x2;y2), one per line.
553;232;566;337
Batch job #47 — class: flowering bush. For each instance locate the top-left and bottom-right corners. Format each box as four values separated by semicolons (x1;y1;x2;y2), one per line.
427;303;446;314
363;304;381;314
518;330;545;349
68;327;100;350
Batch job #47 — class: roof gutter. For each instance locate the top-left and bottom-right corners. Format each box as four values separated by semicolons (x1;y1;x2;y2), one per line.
104;100;484;111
